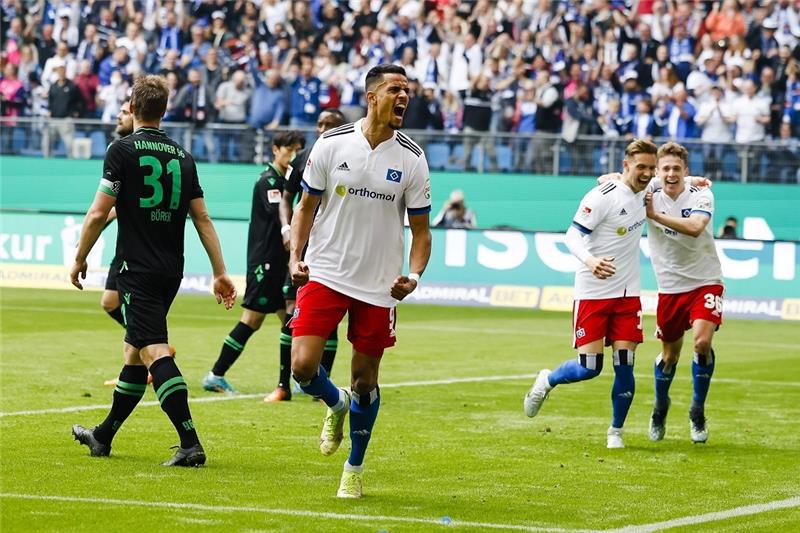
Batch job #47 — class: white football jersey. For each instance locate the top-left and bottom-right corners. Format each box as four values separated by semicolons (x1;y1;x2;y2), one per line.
571;180;647;299
647;186;723;294
301;120;432;307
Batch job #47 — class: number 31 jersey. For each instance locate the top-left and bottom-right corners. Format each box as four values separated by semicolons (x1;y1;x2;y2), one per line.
99;127;204;277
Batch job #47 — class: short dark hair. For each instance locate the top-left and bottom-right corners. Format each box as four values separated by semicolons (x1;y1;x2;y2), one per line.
365;64;407;92
319;108;346;126
273;130;304;149
130;75;168;122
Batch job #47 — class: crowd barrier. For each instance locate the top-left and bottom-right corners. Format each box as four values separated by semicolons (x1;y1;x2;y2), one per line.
2;156;798;240
1;118;798;183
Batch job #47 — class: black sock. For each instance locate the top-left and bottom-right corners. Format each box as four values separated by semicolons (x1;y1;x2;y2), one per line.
212;322;255;376
107;306;126;328
278;315;292;390
150;357;199;449
321;329;338;375
93;365;148;445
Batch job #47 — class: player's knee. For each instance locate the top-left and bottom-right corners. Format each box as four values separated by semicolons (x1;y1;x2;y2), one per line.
579;353;603;378
290;361;316;383
290;346;318;382
241;313;264;331
351;376;378;397
100;291;119;312
693;338;712;356
661;351;680;366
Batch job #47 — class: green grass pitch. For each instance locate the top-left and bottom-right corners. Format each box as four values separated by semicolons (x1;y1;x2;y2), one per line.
1;287;799;532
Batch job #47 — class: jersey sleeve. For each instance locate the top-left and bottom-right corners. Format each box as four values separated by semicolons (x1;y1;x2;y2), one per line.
404;153;432;216
99;141;126;198
190;159;204;200
571;186;611;234
285;149;308;196
691;189;714;217
254;176;268;208
301;139;329;195
646;178;662;193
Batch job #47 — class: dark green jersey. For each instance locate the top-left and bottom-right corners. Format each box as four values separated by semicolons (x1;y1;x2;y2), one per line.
247;163;288;268
284;147;309;202
99;126;204;277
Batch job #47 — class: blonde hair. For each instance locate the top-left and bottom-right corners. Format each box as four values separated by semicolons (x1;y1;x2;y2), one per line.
624;138;658;160
131;75;169;122
657;141;689;168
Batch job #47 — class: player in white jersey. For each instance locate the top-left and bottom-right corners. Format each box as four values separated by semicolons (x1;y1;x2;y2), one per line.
288;64;432;498
524;139;658;449
645;142;724;444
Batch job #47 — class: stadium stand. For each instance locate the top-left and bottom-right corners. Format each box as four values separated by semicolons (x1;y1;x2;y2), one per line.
0;0;798;182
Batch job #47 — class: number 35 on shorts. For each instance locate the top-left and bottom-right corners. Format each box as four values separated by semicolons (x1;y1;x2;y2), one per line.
703;293;723;314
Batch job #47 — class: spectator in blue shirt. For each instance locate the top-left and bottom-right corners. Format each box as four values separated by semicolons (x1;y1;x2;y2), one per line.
288;53;321;129
668;24;695;81
249;68;285;130
97;46;129;86
658;83;699;139
181;25;211;70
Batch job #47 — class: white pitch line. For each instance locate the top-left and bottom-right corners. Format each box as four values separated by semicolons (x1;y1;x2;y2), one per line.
0;374;538;418
4;305;800;350
0;493;584;532
605;496;800;532
2;371;800;419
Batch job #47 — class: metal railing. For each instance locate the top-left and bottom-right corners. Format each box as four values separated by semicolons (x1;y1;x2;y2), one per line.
1;118;797;183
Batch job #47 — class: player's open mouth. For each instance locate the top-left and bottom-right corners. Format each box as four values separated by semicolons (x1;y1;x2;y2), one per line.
664;178;680;185
393;105;406;118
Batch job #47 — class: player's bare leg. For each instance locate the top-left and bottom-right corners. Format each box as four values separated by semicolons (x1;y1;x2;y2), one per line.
101;289;123;325
282;299;339;400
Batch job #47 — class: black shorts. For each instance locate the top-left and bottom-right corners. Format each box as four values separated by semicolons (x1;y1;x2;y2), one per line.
104;256;121;291
283;271;297;301
115;271;181;349
242;261;287;314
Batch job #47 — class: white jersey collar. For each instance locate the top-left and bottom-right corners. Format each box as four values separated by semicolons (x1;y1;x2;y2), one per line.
355;118;397;153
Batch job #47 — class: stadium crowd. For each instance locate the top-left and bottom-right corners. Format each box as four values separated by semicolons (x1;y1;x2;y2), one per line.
0;0;798;179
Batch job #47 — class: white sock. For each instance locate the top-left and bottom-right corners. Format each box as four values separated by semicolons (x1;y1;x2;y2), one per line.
344;461;363;473
332;388;348;412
